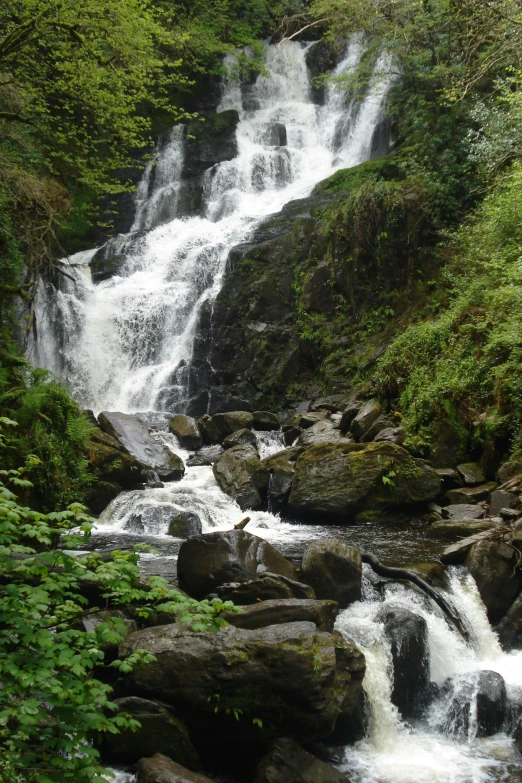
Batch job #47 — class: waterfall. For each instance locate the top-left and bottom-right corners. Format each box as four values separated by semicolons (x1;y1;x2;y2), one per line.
29;37;392;414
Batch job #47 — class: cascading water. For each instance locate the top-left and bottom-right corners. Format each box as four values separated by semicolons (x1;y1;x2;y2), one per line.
29;37;392;413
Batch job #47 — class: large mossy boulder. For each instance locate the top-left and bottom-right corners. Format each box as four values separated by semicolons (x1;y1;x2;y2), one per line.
102;697;200;768
287;442;441;522
119;621;366;749
198;411;254;445
177;530;298;600
213;445;269;510
254;738;346;783
169;415;203;451
427;518;494;541
167;511;202;538
86;428;143;488
98;411;184;481
300;540;362;608
137;754;215;783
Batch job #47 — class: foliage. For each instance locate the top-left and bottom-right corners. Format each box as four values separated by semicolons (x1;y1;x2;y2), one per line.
0;417;236;782
374;161;522;455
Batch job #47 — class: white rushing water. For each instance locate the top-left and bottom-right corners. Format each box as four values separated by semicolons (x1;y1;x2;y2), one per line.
30;37;392;414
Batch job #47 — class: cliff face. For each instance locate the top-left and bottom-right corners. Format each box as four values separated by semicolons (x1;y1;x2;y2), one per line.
187;154;435;416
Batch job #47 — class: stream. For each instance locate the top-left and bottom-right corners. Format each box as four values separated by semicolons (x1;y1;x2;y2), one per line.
28;36;522;783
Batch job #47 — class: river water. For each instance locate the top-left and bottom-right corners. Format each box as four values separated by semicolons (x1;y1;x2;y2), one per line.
28;38;521;783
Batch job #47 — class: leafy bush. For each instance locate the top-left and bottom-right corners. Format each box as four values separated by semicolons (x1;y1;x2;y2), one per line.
0;418;236;782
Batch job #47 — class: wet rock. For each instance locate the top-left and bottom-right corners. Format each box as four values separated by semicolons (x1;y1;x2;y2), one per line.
253;411;280;430
263;122;287;146
167;511;202;538
437;671;507;738
297;419;348;448
496;592;522;650
86;428;144;491
98;411;184;481
85;480;123;514
288;442;441;523
360;415;396;443
434;468;462;490
213;445;269;510
120;622;366;748
489;489;518;516
177;530;298;600
440;530;493;565
283;425;302;446
103;698;200;767
221;598;339;632
293;411;330;430
214;574;315;603
339;402;362;433
497;459;522;483
254;737;346;783
169;415;203;451
446;483;497;505
305;40;340;105
301;261;336;314
465;539;522;622
137;753;215;783
186;445;224;466
183;110;239;179
300;540;362;608
198;411;254;444
442;504;485;521
222;428;258;449
350;399;382;441
456;462;486;485
427;518;494;541
375;606;430;719
373;426;406;445
262;447;302;513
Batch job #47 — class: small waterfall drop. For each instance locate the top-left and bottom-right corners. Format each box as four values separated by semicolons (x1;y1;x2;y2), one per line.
29;38;392;414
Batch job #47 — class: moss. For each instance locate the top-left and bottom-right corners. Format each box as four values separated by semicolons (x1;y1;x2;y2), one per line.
313;150;408;196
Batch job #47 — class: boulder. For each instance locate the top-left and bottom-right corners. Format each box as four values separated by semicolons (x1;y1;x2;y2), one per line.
293;411;330;430
213;445;269;510
497;459;522;483
254;738;346;783
440;530;493;565
183;109;239;178
297;419;349;448
373;426;406;445
263;123;287;146
177;530;298;600
360;416;396;443
186;445;224;467
436;671;507;738
103;697;200;768
169;415;203;451
495;592;522;650
98;411;184;481
442;504;485;521
261;448;300;511
426;518;494;541
465;539;522;622
222;428;258;449
339;402;362;433
214;574;315;604
288;442;441;523
350;399;382;441
456;462;485;486
300;540;362;608
120;622;366;747
198;411;254;444
375;606;430;719
167;511;203;538
221;599;339;633
137;754;215;783
253;411;280;431
434;468;462;490
446;483;497;505
86;428;144;490
283;426;302;446
489;489;518;516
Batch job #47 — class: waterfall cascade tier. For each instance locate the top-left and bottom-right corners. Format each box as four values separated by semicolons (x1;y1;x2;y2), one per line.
30;37;392;414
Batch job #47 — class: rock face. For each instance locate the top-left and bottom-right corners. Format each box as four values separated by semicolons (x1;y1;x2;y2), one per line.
176;530;298;599
437;671;507;738
376;606;430;719
254;738;346;783
288;442;441;522
465;539;522;623
495;592;522;650
137;754;216;783
98;411;184;481
169;415;203;451
103;697;200;768
119;622;366;748
167;511;202;538
221;599;339;633
300;540;362;608
213;445;269;510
